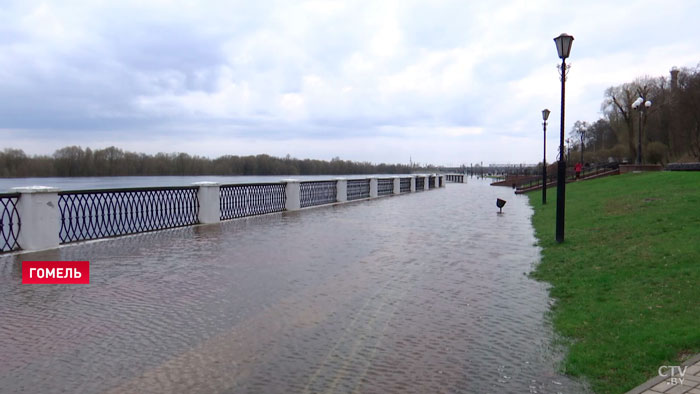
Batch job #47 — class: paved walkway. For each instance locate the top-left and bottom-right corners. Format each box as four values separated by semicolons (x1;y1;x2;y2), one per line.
627;354;700;394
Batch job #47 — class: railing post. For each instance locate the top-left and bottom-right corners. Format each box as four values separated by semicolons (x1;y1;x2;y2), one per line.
284;180;301;211
423;175;429;191
336;178;347;203
369;177;378;198
439;175;445;187
193;182;220;224
393;177;401;195
410;176;416;192
13;186;60;251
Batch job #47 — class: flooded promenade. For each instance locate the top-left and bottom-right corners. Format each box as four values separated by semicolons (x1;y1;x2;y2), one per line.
0;178;588;393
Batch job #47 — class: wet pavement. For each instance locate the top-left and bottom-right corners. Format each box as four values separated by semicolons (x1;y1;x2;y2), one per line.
0;178;589;393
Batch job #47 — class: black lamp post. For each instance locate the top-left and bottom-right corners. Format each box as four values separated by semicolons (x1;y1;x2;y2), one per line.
632;97;652;164
579;129;585;166
554;33;573;243
542;108;550;205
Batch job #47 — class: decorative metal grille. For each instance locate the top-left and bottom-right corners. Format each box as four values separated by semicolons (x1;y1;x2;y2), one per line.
347;179;370;200
415;177;425;191
0;193;21;253
400;178;411;193
220;183;286;220
300;181;337;208
58;187;199;243
378;178;394;196
429;176;436;189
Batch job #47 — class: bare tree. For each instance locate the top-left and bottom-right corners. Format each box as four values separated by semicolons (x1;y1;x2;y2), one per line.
604;84;637;161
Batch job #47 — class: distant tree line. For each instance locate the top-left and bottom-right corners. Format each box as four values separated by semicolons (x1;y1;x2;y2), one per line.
0;146;434;177
567;64;700;164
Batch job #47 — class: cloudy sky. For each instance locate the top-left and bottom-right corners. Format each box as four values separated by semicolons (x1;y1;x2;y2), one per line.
1;0;699;166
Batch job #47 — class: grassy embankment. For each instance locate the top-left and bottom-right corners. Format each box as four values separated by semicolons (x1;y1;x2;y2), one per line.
527;172;699;394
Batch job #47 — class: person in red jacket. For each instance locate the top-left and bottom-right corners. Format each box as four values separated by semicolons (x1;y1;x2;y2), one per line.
575;162;582;179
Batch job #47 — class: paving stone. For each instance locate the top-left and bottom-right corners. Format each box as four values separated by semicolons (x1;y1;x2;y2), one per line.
687;364;700;376
652;380;676;393
628;356;700;394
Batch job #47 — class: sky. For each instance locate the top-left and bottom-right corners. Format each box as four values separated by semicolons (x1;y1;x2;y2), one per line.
1;0;700;167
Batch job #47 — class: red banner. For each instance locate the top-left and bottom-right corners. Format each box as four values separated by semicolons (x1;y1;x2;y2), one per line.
22;261;90;284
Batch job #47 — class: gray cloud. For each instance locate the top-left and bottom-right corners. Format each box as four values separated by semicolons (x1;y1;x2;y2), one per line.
1;0;699;165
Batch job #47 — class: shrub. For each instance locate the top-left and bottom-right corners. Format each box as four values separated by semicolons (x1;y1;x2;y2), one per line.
645;141;668;164
608;144;629;162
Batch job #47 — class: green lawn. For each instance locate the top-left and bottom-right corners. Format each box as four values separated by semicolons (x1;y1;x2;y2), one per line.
527;172;700;394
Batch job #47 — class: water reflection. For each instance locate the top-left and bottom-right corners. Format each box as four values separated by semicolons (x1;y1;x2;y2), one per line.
0;178;589;393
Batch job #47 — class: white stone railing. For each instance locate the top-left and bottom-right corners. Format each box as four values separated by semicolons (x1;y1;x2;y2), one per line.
4;174;444;253
445;173;466;183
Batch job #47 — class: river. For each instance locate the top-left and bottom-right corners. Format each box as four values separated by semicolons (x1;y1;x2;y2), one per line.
0;177;589;393
0;175;408;193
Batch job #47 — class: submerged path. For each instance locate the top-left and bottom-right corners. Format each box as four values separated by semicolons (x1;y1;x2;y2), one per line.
0;178;588;393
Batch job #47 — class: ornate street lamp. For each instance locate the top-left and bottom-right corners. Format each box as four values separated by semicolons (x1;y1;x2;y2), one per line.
542;109;551;205
631;97;652;164
553;33;573;243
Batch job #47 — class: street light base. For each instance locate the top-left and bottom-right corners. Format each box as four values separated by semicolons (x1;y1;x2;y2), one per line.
555;159;566;243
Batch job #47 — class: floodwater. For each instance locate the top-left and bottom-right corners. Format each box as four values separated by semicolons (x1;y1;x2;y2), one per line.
0;178;589;393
